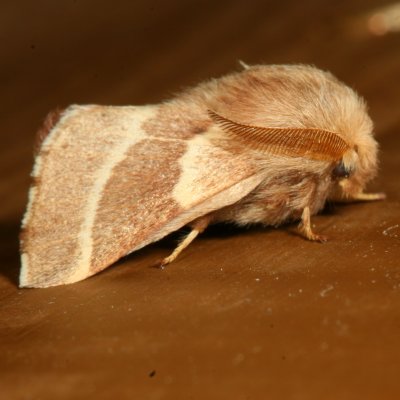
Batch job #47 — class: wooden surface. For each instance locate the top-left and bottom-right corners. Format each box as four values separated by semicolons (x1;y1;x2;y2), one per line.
1;1;400;399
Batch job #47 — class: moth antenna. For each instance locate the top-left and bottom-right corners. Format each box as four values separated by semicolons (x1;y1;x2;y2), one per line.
238;60;250;70
209;110;351;162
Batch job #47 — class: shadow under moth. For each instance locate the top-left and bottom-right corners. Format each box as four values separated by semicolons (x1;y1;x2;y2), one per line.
20;64;385;288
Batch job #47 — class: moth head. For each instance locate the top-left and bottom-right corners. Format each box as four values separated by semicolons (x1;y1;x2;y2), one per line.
314;83;379;199
331;129;379;199
208;109;380;200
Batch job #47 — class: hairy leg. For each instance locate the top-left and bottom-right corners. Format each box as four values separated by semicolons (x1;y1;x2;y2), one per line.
159;215;212;268
298;206;328;242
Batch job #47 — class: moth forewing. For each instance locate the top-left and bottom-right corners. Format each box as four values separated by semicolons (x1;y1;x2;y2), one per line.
20;106;263;288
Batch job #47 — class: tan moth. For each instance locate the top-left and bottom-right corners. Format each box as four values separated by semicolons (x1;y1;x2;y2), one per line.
20;64;385;288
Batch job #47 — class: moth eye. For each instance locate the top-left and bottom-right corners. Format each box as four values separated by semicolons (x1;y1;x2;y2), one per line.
332;160;352;179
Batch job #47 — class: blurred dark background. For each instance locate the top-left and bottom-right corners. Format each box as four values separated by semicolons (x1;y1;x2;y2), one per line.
1;1;400;399
2;0;400;221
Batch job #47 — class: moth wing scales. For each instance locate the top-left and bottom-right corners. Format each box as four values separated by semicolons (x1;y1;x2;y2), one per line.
20;104;156;288
20;108;262;287
84;132;262;282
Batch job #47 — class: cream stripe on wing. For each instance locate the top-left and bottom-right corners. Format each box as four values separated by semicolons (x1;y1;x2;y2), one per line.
172;131;220;209
172;128;257;210
67;106;157;284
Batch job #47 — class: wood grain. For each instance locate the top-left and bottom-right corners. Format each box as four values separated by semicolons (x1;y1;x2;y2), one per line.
1;1;399;399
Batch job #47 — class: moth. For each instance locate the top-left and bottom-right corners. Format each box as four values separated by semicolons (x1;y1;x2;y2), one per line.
20;64;385;288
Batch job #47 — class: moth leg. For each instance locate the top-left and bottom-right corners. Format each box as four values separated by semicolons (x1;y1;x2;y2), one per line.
298;206;328;243
349;191;386;202
160;215;211;268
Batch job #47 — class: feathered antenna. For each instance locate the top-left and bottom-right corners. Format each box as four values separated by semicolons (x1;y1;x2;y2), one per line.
209;110;351;162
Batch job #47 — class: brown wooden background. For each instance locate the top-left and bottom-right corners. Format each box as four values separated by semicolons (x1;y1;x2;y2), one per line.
1;1;400;399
